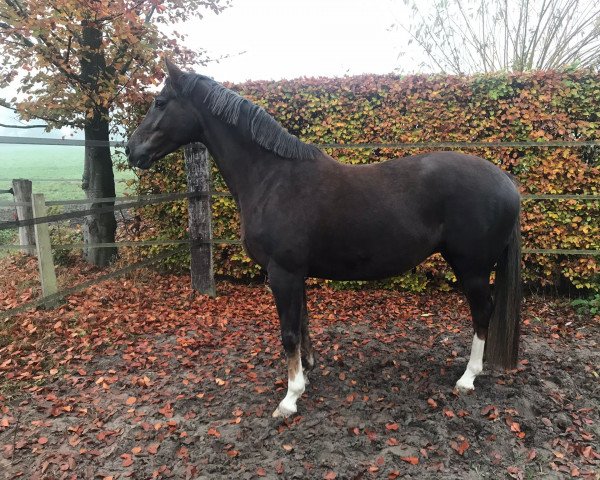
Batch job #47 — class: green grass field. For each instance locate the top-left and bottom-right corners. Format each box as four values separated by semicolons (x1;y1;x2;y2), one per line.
0;145;134;201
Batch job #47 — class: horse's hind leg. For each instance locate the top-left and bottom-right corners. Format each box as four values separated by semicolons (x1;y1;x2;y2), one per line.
453;269;493;391
269;264;306;418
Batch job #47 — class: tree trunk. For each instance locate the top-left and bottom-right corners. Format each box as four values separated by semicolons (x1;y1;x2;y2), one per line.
82;111;117;266
80;20;117;266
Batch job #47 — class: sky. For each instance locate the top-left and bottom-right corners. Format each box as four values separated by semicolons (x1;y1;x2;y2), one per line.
0;0;414;137
181;0;411;83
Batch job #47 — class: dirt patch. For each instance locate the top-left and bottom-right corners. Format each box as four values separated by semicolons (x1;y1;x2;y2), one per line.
0;265;598;479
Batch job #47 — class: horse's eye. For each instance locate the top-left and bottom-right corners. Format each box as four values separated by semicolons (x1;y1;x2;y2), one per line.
154;98;166;109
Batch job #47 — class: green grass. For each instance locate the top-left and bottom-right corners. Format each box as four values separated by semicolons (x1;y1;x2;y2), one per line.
0;229;16;259
0;145;135;201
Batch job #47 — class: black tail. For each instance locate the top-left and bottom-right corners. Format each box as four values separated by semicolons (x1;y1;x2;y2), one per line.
486;215;522;369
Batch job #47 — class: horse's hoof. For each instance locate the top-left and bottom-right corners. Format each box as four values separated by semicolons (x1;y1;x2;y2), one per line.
272;403;296;418
455;380;475;393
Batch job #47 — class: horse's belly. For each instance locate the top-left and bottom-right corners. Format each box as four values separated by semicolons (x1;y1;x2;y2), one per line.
307;242;434;281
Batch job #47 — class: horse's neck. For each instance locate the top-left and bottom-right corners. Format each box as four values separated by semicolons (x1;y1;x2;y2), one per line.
197;111;278;202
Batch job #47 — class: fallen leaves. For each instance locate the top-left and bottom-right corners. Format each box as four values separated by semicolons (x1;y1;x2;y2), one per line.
443;408;455;418
2;444;13;459
158;403;173;419
541;417;553;427
481;404;499;420
450;437;470;456
507;466;523;479
505;415;526;439
121;453;133;467
0;262;597;480
147;443;159;455
177;446;188;459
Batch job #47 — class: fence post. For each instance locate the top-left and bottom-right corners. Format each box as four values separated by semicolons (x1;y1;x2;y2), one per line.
31;193;58;300
184;143;216;297
12;179;35;255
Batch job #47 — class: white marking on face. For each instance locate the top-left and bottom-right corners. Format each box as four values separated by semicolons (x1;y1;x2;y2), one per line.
272;348;305;418
456;334;485;391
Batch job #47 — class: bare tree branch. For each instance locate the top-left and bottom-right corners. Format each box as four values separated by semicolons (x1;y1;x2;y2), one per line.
0;122;48;128
397;0;600;73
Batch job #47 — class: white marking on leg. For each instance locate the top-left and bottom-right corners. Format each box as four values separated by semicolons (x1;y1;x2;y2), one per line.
306;350;315;370
456;334;485;391
272;348;305;418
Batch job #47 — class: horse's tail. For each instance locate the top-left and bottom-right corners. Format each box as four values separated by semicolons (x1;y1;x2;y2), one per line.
486;212;522;369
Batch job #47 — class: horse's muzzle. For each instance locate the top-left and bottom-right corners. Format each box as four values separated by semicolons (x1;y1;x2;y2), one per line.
125;143;152;169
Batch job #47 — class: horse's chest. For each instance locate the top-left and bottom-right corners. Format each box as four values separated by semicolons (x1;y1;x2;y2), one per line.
239;219;268;268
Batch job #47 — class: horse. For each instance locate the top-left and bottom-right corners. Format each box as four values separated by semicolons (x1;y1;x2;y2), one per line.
126;59;522;418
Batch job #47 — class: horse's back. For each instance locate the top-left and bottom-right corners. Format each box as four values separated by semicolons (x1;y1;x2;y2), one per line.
325;150;519;228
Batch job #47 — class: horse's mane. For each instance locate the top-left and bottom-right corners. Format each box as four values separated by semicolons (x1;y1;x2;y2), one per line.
179;73;322;161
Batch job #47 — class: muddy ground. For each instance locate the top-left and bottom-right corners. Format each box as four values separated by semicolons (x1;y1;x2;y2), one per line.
0;262;598;479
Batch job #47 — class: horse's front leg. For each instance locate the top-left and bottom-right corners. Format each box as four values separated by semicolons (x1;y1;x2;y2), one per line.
269;264;306;418
300;287;315;373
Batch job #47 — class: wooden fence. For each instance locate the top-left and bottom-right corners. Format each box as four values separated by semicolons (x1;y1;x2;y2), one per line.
1;139;599;319
0;144;224;319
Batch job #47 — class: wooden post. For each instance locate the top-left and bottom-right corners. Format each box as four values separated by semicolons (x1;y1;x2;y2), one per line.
31;193;58;300
12;179;35;255
184;143;216;297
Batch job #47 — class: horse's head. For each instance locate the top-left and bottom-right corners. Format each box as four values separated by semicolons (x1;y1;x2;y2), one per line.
126;59;201;169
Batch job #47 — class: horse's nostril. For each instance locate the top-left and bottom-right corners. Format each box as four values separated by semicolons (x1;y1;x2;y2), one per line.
125;145;131;156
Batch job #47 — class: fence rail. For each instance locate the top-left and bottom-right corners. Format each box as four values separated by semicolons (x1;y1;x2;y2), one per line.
0;178;129;183
1;191;599;208
0;192;199;230
0;190;233;208
0;238;243;251
0;136;126;147
3;135;600;148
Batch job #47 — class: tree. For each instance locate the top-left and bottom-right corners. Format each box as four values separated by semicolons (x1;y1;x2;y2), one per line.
395;0;600;74
0;0;227;266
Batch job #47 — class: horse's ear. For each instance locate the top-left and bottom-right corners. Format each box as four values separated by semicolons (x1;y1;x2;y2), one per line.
165;58;184;91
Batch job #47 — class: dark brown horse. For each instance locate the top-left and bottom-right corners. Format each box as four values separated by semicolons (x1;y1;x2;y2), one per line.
127;60;521;418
